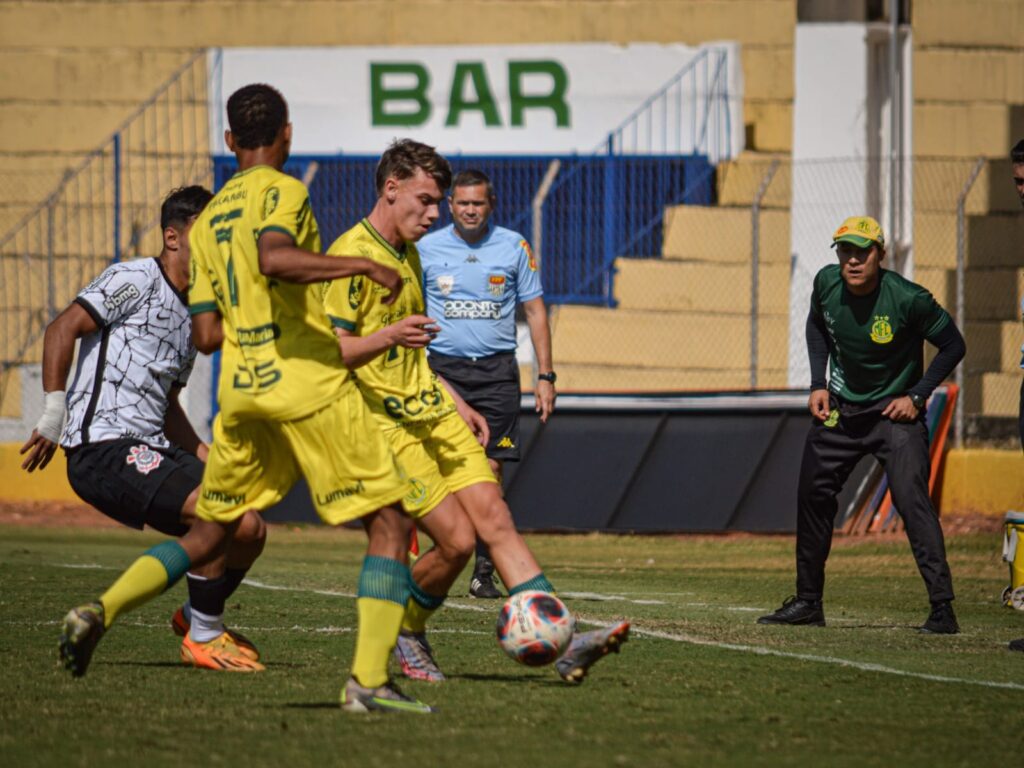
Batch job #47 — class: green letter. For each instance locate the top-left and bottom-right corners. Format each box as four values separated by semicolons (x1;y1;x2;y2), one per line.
446;62;501;127
508;61;570;127
370;63;431;126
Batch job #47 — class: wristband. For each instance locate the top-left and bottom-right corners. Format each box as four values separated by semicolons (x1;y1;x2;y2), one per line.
35;390;66;443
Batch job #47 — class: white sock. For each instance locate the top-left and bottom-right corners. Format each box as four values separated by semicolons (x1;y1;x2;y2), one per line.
189;607;225;643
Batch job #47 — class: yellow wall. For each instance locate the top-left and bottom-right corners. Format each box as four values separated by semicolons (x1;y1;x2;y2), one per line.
0;443;78;502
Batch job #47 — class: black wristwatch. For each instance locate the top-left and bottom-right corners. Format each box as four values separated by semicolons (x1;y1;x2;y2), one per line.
908;393;926;411
537;371;557;385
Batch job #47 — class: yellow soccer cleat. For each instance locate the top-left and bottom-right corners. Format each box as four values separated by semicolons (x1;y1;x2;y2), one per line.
180;632;266;672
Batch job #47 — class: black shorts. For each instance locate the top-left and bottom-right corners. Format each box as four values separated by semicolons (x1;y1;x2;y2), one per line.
65;438;204;536
429;351;522;461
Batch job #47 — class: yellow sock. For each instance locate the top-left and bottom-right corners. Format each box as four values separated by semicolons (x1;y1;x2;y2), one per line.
351;597;406;688
401;597;436;634
99;555;172;628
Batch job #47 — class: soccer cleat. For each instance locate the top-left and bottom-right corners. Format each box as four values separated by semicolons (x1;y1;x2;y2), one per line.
59;601;106;678
1009;638;1024;652
555;621;630;685
468;557;502;599
180;632;266;672
757;596;826;626
340;677;435;714
171;606;261;661
918;600;959;635
394;630;446;682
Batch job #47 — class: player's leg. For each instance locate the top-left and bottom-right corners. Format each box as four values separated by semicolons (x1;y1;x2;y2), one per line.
468;458;504;598
759;410;865;626
293;387;433;712
59;515;232;677
877;418;958;634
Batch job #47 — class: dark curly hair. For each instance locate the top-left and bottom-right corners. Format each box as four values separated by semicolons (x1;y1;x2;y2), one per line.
226;84;289;150
160;185;213;229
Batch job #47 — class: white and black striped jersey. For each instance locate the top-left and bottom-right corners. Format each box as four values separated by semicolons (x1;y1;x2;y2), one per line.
61;258;196;449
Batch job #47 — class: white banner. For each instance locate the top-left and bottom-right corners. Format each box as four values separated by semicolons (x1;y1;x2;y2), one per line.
209;43;743;157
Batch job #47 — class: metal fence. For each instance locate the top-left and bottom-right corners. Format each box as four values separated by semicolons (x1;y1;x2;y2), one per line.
0;50;210;427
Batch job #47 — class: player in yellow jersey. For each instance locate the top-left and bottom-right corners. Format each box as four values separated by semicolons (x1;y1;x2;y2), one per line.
323;139;629;685
59;86;436;714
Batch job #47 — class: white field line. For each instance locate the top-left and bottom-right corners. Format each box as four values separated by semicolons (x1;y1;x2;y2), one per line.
39;566;1024;692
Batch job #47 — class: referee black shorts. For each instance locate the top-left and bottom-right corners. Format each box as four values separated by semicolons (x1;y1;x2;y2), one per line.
428;351;522;461
65;438;204;536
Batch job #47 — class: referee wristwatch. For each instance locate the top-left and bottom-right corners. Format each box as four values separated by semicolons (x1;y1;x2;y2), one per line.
537;371;557;385
908;392;926;411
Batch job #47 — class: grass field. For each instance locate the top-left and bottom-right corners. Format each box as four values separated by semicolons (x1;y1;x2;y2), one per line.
2;521;1023;767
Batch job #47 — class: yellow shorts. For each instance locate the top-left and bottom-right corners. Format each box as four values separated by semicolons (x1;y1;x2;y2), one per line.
197;384;410;526
383;409;498;518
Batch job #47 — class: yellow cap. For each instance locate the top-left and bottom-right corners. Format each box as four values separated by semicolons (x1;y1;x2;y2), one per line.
832;216;884;249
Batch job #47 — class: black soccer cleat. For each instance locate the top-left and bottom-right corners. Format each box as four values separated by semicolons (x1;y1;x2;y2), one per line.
468;557;502;599
918;600;959;635
1008;638;1024;652
757;596;826;626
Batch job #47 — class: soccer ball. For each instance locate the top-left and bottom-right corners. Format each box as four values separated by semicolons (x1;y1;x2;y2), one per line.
495;591;574;667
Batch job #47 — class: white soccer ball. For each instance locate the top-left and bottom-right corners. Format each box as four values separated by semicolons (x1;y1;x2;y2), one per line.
495;590;574;667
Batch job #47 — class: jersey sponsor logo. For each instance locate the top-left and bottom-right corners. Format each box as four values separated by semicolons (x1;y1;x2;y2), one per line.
870;316;893;344
263;187;280;219
316;480;366;505
437;274;455;296
104;283;141;312
383;384;445;420
443;299;501;320
202;488;247;505
125;444;162;474
236;323;281;347
520;239;538;271
496;436;515;448
488;274;506;297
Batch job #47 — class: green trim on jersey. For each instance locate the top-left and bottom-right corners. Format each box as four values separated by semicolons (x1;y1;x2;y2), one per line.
360;219;406;262
257;224;297;240
189;301;219;316
811;265;951;404
328;315;357;331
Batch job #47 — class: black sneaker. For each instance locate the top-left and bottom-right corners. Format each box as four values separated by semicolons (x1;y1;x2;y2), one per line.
918;600;959;634
1009;638;1024;652
757;596;825;626
468;558;502;599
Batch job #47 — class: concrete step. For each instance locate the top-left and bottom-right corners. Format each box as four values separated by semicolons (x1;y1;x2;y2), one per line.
915;266;1024;322
964;371;1020;418
715;151;790;208
914;48;1024;105
964;320;1023;373
914;158;1023;215
613;258;790;315
662;206;791;264
913;212;1024;269
552;305;788;370
914;102;1021;158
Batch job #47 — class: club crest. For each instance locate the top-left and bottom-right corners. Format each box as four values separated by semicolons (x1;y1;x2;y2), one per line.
437;275;455;297
870;316;893;344
126;444;163;474
488;274;506;297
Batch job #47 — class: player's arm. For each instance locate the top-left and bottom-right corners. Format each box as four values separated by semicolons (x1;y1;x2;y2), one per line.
164;386;208;461
436;374;490;447
523;296;556;423
805;308;831;422
334;315;439;370
257;230;403;304
191;310;223;355
19;302;98;472
882;314;966;423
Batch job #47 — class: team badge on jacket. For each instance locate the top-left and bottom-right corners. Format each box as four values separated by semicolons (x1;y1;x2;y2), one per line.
437;275;454;296
126;444;163;474
488;274;506;297
870;316;893;344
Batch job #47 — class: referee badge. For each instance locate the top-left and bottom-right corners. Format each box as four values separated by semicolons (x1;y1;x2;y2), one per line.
488;274;506;297
437;275;454;296
126;444;163;474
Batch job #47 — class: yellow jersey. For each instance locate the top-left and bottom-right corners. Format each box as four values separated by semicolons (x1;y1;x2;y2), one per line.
322;219;457;427
189;165;348;424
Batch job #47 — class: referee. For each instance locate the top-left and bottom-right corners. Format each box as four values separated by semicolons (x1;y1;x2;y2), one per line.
759;215;966;634
418;169;555;598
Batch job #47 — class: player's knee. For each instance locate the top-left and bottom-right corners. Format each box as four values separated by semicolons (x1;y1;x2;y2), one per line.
475;496;516;544
235;510;267;547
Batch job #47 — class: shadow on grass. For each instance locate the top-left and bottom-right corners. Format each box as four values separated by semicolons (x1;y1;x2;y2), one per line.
448;672;564;685
282;702;340;710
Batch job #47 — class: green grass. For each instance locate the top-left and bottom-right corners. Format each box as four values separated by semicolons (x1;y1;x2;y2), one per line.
2;524;1023;767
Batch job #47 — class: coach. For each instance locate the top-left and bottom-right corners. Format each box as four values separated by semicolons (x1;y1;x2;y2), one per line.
759;216;966;634
418;169;555;598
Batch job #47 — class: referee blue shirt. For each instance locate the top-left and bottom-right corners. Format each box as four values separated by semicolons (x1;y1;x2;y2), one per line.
419;223;543;359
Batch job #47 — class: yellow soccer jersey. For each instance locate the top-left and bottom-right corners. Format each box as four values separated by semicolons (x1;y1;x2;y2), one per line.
323;219;457;426
189;165;348;424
